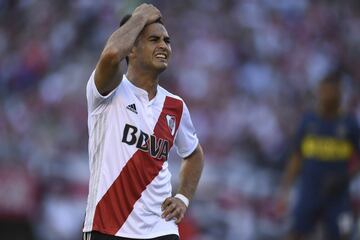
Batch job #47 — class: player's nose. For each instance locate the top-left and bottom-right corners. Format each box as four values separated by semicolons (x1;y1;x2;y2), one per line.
158;39;170;50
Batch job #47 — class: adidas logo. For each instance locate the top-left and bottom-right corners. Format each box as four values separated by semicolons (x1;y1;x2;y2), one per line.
126;103;137;114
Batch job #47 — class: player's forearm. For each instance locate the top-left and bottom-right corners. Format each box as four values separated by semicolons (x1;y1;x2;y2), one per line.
280;153;302;193
177;145;204;201
94;14;147;95
103;14;147;61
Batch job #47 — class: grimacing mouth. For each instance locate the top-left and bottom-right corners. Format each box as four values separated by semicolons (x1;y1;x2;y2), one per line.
154;52;168;60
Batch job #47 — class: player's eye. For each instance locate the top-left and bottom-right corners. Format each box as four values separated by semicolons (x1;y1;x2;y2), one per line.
149;37;159;42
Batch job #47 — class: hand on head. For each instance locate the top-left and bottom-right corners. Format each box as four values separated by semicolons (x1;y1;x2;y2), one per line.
132;3;162;25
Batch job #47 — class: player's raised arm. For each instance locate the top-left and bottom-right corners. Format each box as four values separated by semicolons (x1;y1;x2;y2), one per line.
95;4;162;95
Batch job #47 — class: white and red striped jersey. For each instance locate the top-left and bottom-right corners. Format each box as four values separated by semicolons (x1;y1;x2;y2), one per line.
83;71;199;239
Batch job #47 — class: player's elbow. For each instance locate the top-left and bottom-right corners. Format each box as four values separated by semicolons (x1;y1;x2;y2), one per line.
186;144;204;166
197;144;204;162
100;47;122;67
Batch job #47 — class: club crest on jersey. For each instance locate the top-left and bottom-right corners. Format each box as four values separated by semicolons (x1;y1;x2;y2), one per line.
166;115;176;136
122;124;169;160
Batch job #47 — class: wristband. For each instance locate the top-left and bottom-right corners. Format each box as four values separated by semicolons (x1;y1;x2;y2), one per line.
174;194;189;207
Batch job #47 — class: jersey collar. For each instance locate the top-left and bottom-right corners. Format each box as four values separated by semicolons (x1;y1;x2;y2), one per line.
123;75;160;105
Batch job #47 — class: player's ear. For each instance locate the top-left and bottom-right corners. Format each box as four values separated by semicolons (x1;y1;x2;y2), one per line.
128;46;136;60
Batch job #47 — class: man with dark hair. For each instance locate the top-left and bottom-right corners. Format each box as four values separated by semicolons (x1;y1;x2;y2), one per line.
119;14;163;65
82;4;204;240
278;72;360;240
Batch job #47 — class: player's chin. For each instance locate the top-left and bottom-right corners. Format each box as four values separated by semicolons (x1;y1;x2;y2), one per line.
153;62;168;73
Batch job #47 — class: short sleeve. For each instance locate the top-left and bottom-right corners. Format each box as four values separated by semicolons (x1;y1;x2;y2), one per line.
86;69;118;114
174;102;199;159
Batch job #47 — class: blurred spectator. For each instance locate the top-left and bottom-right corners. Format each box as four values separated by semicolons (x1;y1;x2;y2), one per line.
0;165;38;240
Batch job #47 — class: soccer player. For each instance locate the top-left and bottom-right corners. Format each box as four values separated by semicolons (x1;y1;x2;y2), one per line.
82;4;204;240
278;72;360;240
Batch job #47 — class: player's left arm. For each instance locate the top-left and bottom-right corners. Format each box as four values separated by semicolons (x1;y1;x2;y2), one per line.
161;144;204;224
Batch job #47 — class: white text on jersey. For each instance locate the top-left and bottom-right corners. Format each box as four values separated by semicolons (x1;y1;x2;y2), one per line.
122;124;169;160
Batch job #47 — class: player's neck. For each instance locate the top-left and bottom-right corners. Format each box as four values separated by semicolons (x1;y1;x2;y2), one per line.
318;106;340;119
126;66;160;100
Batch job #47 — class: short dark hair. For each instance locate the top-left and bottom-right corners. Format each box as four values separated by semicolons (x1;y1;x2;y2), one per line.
119;14;164;27
119;14;164;64
119;14;132;28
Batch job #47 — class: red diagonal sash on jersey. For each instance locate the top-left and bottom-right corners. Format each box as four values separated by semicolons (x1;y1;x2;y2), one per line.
92;96;183;235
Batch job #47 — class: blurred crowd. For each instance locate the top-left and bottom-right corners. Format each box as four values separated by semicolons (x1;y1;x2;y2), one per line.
0;0;360;239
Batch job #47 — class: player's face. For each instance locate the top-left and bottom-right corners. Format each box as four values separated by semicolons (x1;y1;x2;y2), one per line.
132;23;172;73
319;82;341;111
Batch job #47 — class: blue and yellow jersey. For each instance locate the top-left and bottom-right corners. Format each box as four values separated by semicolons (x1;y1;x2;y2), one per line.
294;111;360;192
291;112;359;235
